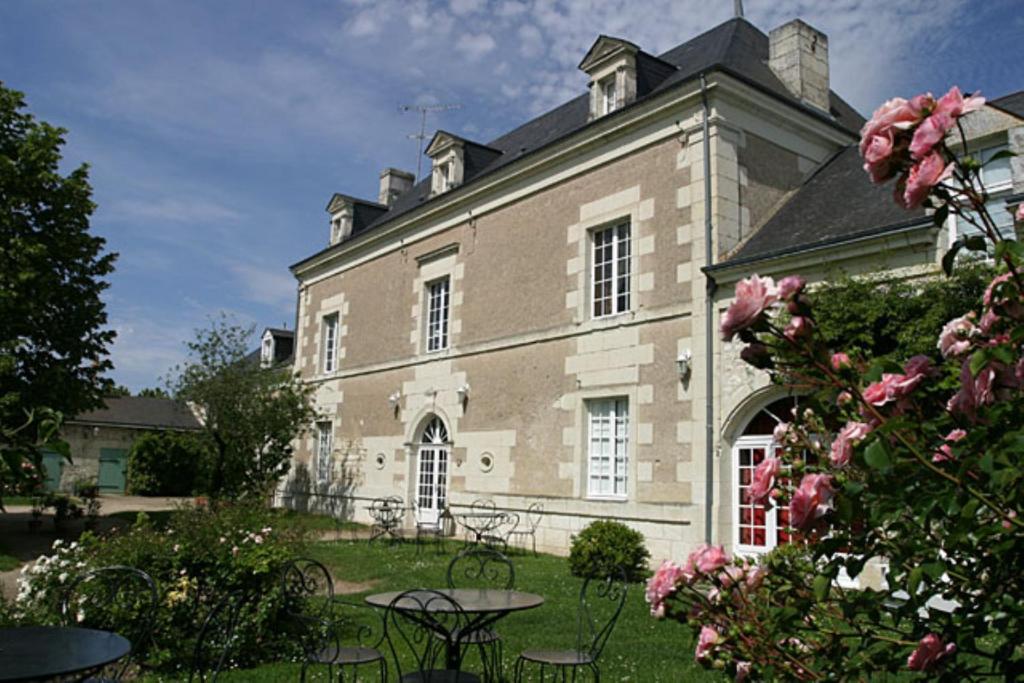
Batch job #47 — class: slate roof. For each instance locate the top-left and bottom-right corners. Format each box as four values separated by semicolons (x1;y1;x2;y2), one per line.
69;397;201;430
293;17;865;270
710;145;930;269
992;91;1024;118
244;328;294;367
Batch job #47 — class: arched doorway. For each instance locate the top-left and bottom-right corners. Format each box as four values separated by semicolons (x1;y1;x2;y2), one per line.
414;415;450;525
732;396;799;555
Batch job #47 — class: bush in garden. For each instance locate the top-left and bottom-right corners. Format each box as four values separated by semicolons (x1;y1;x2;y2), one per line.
569;519;650;582
647;87;1024;680
11;502;307;672
126;430;206;496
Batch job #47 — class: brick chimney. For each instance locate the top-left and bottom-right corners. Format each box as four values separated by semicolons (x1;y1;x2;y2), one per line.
768;20;830;113
378;167;415;207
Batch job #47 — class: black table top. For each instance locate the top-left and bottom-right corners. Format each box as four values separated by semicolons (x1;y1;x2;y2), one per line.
0;626;131;682
365;588;544;614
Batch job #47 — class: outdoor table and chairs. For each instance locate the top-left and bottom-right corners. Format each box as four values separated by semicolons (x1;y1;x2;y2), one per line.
368;496;405;543
0;625;131;682
366;587;544;675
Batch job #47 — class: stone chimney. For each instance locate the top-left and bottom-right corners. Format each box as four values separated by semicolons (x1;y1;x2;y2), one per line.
378;167;415;207
768;19;830;113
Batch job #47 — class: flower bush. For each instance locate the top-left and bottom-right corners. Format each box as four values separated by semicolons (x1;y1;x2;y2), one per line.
648;87;1024;680
9;503;307;672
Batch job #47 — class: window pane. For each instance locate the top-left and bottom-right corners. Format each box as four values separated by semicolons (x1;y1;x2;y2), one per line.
426;278;450;351
588;398;628;497
592;221;631;318
980;145;1011;188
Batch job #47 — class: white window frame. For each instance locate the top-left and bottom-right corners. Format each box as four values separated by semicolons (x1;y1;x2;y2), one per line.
425;277;450;353
321;313;339;373
950;142;1015;244
732;435;789;556
586;398;629;499
591;220;631;319
601;77;617;115
315;421;333;484
260;337;273;367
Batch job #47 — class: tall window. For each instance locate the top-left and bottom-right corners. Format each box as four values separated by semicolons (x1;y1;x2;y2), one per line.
587;398;628;497
952;143;1015;243
592;220;631;318
601;77;617;115
315;421;333;484
321;313;339;373
425;277;450;352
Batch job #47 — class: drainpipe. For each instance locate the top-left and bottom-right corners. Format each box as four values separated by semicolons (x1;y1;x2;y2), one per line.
700;73;716;544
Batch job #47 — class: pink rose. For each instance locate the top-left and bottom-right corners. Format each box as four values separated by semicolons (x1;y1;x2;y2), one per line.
829;421;872;467
830;352;851;371
695;625;721;662
900;151;954;209
932;86;985;120
862;378;893;406
777;275;806;300
932;428;966;463
747;456;781;504
689;543;730;574
783;316;812;342
721;275;779;341
937;314;976;358
717;564;746;588
862;132;896;183
772;421;793;444
836;390;853;406
744;564;768;591
907;633;956;671
909;111;954;159
859;97;926;157
789;473;834;531
947;359;978;418
645;560;689;617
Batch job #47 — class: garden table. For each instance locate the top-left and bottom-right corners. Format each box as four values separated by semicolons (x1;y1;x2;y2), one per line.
0;625;130;682
455;512;503;544
366;588;543;670
367;500;404;543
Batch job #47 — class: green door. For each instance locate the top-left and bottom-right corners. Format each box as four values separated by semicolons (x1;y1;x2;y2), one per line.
98;448;128;493
41;450;64;491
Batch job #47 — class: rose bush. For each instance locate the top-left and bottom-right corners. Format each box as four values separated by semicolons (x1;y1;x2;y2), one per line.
648;87;1024;680
8;503;307;673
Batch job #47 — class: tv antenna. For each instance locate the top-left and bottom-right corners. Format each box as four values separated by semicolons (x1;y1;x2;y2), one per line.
399;102;463;182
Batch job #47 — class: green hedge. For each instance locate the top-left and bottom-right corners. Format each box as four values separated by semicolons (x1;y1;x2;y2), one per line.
569;519;650;583
126;431;206;496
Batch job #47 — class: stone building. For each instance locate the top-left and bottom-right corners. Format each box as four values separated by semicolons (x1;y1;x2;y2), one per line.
282;15;1024;563
50;397;201;493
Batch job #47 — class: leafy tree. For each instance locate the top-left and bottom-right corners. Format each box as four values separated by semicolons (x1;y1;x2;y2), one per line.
105;384;132;397
126;430;206;496
136;386;170;399
167;317;315;499
0;83;116;504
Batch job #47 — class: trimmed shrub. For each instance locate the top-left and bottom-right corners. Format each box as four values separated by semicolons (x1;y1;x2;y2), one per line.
11;502;307;672
126;430;206;496
569;519;650;583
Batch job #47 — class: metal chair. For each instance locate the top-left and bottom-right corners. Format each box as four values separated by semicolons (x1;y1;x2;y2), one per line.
384;589;480;683
188;590;252;683
370;496;405;544
513;567;628;683
315;598;389;683
481;512;519;552
59;565;159;681
506;503;543;555
414;501;448;556
280;557;338;681
446;548;514;681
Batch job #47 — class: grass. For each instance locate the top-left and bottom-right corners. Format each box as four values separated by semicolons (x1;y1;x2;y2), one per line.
142;538;717;682
1;496;37;507
0;541;18;571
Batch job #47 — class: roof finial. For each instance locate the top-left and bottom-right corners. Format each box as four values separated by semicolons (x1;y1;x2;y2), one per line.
734;0;744;18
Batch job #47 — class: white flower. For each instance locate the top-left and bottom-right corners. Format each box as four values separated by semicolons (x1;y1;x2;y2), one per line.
68;542;78;550
76;610;85;623
58;572;69;584
52;540;64;548
253;534;264;545
173;544;181;553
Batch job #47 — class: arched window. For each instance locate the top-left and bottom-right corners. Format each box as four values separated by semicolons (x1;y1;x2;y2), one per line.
415;416;450;525
733;397;799;554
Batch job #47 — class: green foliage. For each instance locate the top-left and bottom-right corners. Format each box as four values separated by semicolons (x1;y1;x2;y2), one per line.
0;82;116;459
813;262;991;363
568;519;650;583
136;386;171;399
11;503;307;672
166;316;316;499
126;430;206;496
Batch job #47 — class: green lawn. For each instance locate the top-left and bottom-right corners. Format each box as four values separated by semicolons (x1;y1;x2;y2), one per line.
0;542;17;571
143;538;717;682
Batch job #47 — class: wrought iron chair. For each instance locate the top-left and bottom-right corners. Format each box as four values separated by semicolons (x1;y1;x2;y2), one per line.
513;567;628;683
59;565;159;682
188;590;252;683
446;548;515;682
506;503;543;556
369;496;405;544
384;589;480;683
414;501;448;556
317;598;389;682
280;557;336;681
481;512;519;552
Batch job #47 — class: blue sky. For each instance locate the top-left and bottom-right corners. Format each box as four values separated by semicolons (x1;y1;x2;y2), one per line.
1;0;1022;391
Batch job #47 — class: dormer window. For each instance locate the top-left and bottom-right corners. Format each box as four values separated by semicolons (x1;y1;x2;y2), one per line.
601;77;618;115
426;132;466;197
260;336;274;368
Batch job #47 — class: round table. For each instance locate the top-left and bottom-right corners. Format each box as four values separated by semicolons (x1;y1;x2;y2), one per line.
366;588;543;670
0;626;131;682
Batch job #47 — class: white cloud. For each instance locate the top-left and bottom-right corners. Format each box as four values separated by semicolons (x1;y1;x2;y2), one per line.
449;0;484;16
107;197;242;224
455;32;498;60
229;262;298;313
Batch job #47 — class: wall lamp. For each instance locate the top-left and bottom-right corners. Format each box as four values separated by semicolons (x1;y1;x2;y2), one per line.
387;391;402;413
456;383;471;405
677;350;692;381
